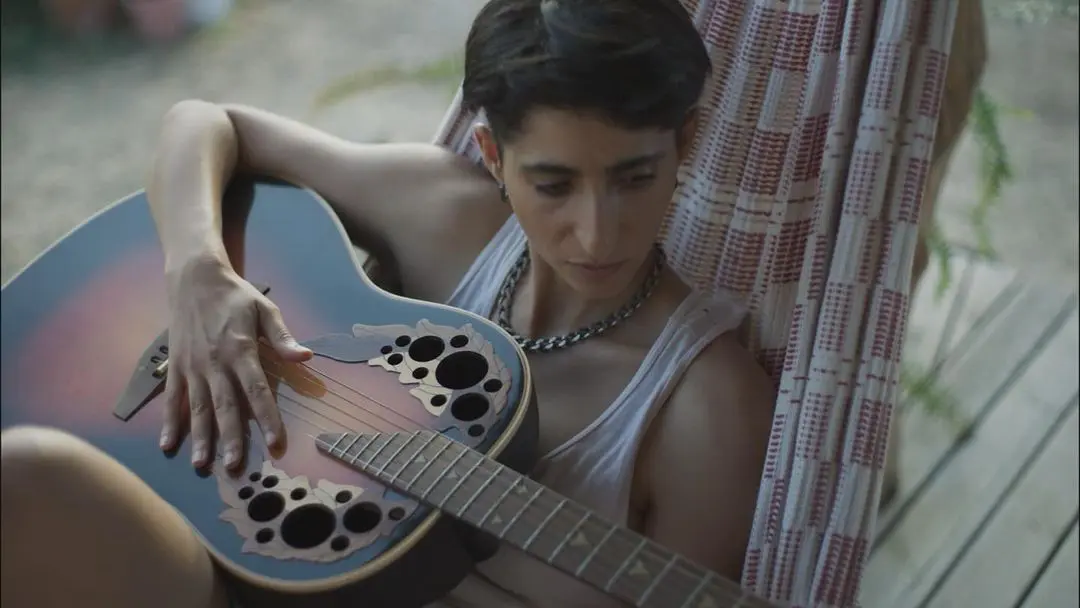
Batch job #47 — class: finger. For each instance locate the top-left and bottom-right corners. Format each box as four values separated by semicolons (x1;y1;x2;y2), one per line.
257;299;312;362
160;369;186;451
187;379;215;468
209;372;246;470
235;356;283;448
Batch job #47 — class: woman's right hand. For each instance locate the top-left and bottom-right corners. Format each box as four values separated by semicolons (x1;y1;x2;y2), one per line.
158;257;313;470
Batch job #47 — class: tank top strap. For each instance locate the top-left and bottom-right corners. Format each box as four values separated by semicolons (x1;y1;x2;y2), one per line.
445;214;526;316
534;287;747;523
629;288;748;409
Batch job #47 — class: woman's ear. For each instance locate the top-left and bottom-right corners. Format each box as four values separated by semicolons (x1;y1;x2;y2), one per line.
473;124;503;182
676;108;700;163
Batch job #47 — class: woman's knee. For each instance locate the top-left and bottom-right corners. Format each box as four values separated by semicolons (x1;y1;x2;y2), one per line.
3;425;67;478
2;426;89;483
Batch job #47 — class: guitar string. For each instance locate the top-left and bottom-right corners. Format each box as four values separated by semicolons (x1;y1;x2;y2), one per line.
251;344;768;608
268;387;767;608
234;343;767;608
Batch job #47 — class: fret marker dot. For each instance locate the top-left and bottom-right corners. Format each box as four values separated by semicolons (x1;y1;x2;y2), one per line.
570;532;589;548
491;514;503;526
629;561;649;577
447;470;459;480
697;596;717;608
515;484;529;495
414;454;427;464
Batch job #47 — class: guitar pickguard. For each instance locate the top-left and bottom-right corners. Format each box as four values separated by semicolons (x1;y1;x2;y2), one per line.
215;319;516;563
216;461;418;563
303;319;513;449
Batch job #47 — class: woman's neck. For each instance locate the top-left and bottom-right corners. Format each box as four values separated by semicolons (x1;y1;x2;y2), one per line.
510;249;658;340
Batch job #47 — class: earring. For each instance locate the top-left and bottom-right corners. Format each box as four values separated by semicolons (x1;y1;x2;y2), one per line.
498;182;509;203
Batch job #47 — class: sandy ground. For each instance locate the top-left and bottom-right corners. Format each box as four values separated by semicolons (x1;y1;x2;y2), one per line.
2;0;1077;289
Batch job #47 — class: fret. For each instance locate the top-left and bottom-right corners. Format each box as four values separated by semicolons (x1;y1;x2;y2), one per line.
500;484;544;536
457;462;501;517
681;571;717;608
364;433;397;468
327;432;349;455
418;443;470;501
638;553;680;605
375;430;417;476
549;510;590;563
403;436;454;490
574;523;618;577
336;432;365;461
389;430;439;483
437;449;486;509
523;498;566;551
604;536;649;592
350;432;387;465
479;476;521;529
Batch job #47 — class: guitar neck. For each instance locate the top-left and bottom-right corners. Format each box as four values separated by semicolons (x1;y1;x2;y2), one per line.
317;430;775;608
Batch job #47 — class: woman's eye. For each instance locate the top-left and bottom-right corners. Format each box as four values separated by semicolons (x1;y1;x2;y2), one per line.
623;173;656;189
535;182;572;197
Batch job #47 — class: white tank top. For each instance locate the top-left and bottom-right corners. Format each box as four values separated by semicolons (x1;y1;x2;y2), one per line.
430;216;746;608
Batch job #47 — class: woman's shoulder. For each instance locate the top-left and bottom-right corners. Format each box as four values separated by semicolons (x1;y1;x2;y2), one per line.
376;144;512;302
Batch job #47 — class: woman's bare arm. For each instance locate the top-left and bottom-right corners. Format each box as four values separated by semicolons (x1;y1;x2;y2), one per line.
146;100;503;469
147;99;498;289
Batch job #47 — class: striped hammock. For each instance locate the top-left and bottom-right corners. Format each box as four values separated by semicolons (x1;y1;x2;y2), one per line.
431;1;962;606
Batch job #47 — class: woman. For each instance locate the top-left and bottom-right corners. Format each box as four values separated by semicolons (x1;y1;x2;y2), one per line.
0;0;775;606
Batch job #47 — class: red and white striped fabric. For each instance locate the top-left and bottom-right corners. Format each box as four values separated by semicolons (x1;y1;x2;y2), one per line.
432;1;958;605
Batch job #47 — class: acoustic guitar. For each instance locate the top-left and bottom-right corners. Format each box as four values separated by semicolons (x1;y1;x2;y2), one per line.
0;179;774;608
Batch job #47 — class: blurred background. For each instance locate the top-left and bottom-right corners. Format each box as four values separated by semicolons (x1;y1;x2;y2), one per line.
1;0;1076;290
1;1;1078;606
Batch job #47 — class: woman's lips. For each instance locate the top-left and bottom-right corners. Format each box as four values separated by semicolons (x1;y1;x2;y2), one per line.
568;260;626;278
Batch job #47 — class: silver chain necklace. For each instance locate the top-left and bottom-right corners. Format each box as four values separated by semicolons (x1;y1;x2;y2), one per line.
493;245;665;353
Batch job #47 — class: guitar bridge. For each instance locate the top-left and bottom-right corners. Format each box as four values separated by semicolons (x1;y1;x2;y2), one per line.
112;282;271;421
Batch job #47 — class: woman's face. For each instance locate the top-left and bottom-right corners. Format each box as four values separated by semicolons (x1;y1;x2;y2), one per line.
477;107;695;300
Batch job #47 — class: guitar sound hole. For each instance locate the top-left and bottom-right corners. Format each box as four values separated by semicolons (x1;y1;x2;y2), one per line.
451;393;489;422
256;528;275;544
331;535;350;551
247;492;285;523
389;507;406;521
280;504;337;550
343;502;382;534
408;336;445;363
435;352;489;390
262;475;279;488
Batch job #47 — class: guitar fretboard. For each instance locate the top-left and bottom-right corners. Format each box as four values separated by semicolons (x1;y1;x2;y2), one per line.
316;430;775;608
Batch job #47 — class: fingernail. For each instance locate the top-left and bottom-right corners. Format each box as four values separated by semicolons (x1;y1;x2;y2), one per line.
192;445;207;465
265;430;279;447
159;430;172;449
224;444;240;468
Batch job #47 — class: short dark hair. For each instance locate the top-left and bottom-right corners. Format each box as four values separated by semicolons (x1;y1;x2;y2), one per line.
461;0;711;143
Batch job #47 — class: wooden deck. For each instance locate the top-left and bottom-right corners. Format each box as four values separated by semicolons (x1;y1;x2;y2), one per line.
860;252;1079;608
